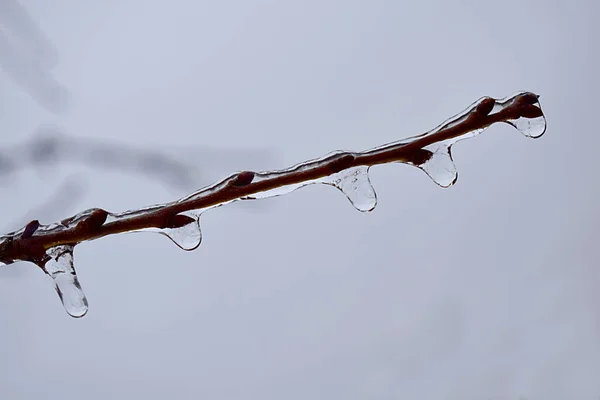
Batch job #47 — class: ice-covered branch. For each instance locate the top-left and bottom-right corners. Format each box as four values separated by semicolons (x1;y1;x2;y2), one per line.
0;91;546;317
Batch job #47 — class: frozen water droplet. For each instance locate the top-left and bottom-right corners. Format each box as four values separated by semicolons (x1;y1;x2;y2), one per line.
42;245;88;318
495;92;547;139
136;211;203;251
412;144;458;188
506;111;546;138
320;166;377;212
158;212;202;251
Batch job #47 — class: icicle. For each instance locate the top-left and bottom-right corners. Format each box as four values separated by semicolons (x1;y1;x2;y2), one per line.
41;245;88;318
319;166;377;212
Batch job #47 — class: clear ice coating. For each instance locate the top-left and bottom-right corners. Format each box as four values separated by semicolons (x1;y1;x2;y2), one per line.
319;166;377;212
243;181;308;200
41;245;88;318
240;156;330;201
0;91;547;318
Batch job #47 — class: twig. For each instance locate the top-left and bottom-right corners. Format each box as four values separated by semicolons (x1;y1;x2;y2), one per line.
0;91;546;317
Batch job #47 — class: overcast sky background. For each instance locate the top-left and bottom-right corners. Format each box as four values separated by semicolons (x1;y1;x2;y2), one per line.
1;0;598;399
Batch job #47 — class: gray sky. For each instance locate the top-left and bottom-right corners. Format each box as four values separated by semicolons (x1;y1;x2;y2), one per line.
1;0;598;398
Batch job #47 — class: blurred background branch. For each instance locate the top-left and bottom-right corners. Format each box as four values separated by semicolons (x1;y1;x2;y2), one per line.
1;0;273;224
0;0;274;275
0;0;66;114
1;124;273;194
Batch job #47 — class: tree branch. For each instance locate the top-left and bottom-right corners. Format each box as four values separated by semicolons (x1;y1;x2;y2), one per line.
0;91;546;317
